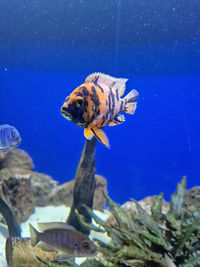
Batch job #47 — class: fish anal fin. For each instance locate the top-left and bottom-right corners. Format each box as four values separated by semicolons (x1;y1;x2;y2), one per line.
108;114;125;126
84;128;94;140
123;89;139;114
57;252;72;262
92;128;110;148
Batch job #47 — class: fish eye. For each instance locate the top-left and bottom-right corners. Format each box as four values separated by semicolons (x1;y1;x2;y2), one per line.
11;131;15;137
82;242;90;249
75;99;83;108
74;243;79;249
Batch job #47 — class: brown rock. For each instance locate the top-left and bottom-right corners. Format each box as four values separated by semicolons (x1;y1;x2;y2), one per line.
0;167;32;182
1;174;34;223
48;179;74;207
183;186;200;211
48;174;107;211
6;237;59;267
122;196;169;214
0;149;34;170
31;172;58;206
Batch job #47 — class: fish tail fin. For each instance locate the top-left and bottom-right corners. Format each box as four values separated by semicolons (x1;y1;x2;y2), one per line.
29;224;39;247
92;128;110;148
123;89;139;114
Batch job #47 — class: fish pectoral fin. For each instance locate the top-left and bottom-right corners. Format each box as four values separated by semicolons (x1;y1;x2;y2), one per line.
84;128;94;140
92;114;105;127
108;114;125;126
38;241;55;252
92;128;110;148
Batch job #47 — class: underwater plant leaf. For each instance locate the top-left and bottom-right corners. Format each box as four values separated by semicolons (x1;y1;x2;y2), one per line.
181;254;200;267
138;229;167;247
175;208;200;257
116;226;147;250
82;204;107;228
119;259;146;267
168;176;186;219
165;213;181;231
131;199;168;250
116;245;164;266
72;178;200;267
103;192;135;230
104;226;125;248
36;257;74;266
75;209;105;232
151;193;164;222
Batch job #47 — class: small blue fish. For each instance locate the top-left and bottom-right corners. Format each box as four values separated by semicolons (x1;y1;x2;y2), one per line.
0;124;21;153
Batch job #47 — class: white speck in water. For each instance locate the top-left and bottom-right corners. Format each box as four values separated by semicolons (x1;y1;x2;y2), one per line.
4;68;8;71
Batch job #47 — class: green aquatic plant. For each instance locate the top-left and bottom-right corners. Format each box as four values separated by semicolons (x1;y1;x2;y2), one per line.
37;176;200;267
86;176;200;267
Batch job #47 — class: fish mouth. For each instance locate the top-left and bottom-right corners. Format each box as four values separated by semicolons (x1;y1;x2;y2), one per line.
61;109;72;121
16;140;21;146
92;250;98;256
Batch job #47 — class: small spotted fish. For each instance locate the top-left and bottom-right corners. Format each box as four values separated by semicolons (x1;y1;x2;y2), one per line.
0;124;21;153
61;72;138;148
29;222;97;261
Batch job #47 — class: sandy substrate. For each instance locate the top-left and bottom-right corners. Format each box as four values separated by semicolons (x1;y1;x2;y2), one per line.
0;205;110;267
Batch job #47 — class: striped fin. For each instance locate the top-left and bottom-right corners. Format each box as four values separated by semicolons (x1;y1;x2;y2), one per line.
123;89;139;114
38;222;76;232
85;72;128;97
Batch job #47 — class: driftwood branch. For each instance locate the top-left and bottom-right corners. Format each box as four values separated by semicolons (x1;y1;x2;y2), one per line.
66;137;97;234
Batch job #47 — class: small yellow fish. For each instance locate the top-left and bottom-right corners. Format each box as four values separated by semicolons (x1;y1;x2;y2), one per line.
29;222;97;261
61;72;139;148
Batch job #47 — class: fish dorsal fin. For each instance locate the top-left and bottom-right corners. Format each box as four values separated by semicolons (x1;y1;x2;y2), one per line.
38;222;76;232
85;72;128;97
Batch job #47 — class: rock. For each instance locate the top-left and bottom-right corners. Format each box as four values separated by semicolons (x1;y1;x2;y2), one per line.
31;172;58;206
48;179;74;207
0;149;34;171
0;168;32;182
48;174;107;211
183;186;200;211
1;174;34;223
122;196;169;214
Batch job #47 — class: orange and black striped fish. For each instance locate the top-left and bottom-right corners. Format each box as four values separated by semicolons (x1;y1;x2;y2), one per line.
61;73;139;148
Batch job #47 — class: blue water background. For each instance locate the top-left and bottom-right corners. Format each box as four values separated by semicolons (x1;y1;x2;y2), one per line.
0;1;200;204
